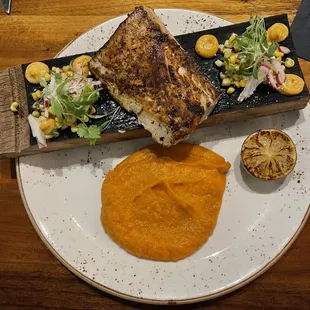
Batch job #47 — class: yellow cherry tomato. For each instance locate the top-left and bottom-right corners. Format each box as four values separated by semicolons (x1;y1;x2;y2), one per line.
267;23;289;43
72;55;92;76
25;62;49;84
195;35;219;59
278;74;305;96
39;118;57;133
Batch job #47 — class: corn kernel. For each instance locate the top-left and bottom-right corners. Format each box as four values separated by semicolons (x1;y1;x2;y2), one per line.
32;102;39;110
240;79;247;88
227;87;235;95
222;78;231;87
32;111;40;118
89;106;96;114
285;57;295;68
32;92;38;101
218;44;225;53
228;33;237;45
223;48;232;58
35;90;42;99
44;73;51;82
52;67;63;73
214;59;224;67
62;65;71;72
276;56;282;62
71;126;78;133
48;107;55;115
10;101;19;112
234;81;240;88
44;134;53;139
66;71;74;77
232;74;242;81
88;84;95;91
229;54;237;65
219;72;227;80
274;50;284;58
82;115;89;122
224;39;233;48
233;41;241;52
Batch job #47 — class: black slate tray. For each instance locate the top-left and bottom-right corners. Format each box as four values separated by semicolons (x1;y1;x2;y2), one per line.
22;14;309;146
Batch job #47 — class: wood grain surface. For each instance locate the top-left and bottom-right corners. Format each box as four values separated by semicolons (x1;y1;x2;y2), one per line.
0;0;309;309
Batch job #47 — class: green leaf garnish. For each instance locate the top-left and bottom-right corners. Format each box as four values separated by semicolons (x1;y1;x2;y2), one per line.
41;69;121;145
223;2;279;79
77;123;101;146
76;107;121;145
267;41;279;57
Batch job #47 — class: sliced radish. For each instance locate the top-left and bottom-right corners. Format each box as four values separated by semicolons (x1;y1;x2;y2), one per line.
271;59;286;85
44;98;49;118
267;72;278;90
279;46;290;54
260;63;271;71
258;65;271;78
276;71;285;85
28;115;47;149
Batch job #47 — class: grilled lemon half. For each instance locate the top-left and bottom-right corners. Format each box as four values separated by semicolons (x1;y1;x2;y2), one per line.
241;129;297;180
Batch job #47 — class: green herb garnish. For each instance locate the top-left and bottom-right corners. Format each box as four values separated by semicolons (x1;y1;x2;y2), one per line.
231;3;279;78
39;73;120;145
77;106;121;145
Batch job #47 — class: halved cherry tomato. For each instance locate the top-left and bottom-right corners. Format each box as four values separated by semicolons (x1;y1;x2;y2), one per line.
25;62;49;84
267;23;289;43
195;35;219;59
278;74;304;96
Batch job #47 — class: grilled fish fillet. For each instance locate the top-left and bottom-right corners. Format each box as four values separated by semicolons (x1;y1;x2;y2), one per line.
89;6;219;146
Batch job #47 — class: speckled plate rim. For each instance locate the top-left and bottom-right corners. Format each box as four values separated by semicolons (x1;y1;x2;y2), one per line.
16;161;310;305
56;8;229;57
16;8;310;305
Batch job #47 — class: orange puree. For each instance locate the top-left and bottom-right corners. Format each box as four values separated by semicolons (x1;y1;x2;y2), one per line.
101;143;231;261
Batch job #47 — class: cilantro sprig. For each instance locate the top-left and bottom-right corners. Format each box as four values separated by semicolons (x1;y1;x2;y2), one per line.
231;2;279;79
77;107;121;145
39;73;121;145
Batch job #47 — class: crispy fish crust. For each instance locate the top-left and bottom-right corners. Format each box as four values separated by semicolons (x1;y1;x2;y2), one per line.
90;6;219;146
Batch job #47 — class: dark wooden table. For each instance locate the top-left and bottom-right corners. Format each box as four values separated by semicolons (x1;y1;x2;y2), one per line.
0;0;309;309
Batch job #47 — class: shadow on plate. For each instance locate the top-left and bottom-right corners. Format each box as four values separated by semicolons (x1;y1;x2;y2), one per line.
233;154;293;194
22;109;304;175
190;109;304;149
20;136;154;177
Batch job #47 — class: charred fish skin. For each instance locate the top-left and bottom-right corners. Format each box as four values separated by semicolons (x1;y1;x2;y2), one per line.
90;6;219;146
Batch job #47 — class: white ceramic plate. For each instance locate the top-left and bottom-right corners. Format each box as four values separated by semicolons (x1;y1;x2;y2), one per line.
17;9;310;305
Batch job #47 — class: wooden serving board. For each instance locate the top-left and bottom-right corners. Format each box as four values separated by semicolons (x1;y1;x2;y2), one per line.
0;14;309;159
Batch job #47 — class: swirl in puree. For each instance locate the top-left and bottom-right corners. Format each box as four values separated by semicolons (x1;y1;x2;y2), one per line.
101;143;231;261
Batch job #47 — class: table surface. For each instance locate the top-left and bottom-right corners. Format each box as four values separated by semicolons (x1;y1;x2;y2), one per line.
1;0;310;309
